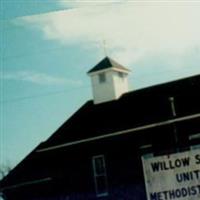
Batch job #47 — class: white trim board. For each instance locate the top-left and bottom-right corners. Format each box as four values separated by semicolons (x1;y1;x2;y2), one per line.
37;113;200;153
1;177;52;191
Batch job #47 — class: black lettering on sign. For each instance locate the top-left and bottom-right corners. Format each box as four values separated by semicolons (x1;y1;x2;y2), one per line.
151;157;190;172
151;162;160;172
150;192;158;200
195;154;200;164
149;185;200;200
181;157;190;166
176;170;200;182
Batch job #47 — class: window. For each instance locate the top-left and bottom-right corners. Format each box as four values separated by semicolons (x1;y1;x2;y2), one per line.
92;155;108;197
189;133;200;140
189;133;200;150
118;72;124;78
99;73;106;83
140;144;153;158
191;144;200;150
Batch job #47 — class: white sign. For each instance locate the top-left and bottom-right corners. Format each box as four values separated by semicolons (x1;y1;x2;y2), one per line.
142;149;200;200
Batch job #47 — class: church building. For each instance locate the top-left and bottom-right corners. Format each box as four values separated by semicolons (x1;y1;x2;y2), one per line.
0;57;200;200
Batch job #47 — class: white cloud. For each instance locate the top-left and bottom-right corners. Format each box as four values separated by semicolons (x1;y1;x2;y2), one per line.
58;0;126;8
1;71;82;86
14;2;200;67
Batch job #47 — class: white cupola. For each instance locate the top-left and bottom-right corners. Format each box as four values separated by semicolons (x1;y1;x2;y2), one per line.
87;57;130;104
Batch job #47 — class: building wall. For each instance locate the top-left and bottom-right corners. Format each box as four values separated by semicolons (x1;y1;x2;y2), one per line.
112;71;129;99
91;71;116;104
2;75;200;200
4;117;199;200
90;70;128;104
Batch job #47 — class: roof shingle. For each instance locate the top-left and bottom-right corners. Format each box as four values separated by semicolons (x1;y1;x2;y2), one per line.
87;57;129;74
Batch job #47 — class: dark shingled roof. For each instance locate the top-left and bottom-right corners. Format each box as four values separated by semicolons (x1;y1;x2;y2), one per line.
87;57;129;74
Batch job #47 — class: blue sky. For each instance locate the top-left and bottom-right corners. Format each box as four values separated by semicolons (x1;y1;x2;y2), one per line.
1;0;200;169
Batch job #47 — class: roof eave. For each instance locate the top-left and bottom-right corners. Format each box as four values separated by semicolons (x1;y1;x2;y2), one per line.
88;67;130;76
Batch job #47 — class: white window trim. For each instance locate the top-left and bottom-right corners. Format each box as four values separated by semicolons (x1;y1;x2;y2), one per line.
139;144;152;150
140;144;153;158
189;133;200;140
189;133;200;150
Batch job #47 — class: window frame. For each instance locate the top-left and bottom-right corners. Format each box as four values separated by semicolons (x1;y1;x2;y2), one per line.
98;73;106;83
189;133;200;150
118;71;124;78
92;155;108;197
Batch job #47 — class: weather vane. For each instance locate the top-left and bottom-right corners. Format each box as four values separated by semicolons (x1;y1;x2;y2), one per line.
103;39;107;57
100;38;108;57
